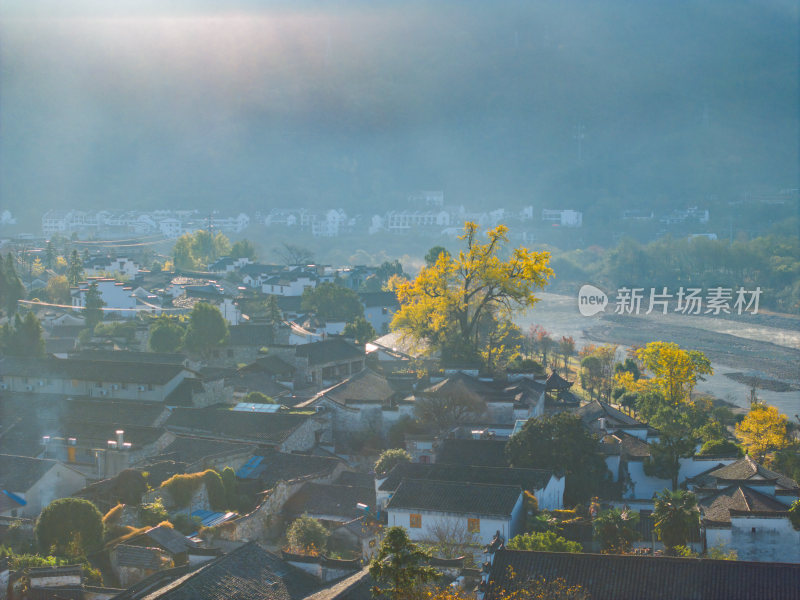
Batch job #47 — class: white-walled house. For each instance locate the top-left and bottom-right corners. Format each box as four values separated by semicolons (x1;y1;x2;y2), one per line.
0;356;197;403
375;462;564;513
386;479;524;546
0;454;88;518
83;256;141;278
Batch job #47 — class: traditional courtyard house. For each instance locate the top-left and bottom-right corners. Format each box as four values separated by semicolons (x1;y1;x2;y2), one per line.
0;356;198;402
296;369;413;437
164;407;328;452
0;454;87;517
376;462;564;512
283;481;376;524
292;338;366;389
385;479;524;546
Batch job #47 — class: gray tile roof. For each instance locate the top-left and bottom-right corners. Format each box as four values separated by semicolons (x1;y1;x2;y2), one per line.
386;479;521;518
115;545;166;570
699;485;791;526
708;456;800;491
378;462;553;493
0;454;60;492
294;339;364;366
244;451;343;487
138;541;321;600
283;483;375;519
165;408;311;445
1;356;188;385
435;438;509;468
484;549;800;600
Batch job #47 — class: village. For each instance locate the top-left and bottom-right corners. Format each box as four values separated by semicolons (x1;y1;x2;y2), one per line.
0;221;798;600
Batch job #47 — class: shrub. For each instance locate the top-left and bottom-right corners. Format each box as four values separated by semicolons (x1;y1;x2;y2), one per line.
139;499;169;527
507;531;582;553
374;449;411;476
698;438;743;457
161;469;225;509
35;498;104;556
287;515;329;555
170;514;202;535
112;469;148;505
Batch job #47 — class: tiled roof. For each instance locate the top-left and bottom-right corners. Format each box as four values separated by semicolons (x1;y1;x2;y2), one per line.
0;356;188;385
241;450;343;486
358;291;399;308
283;483;375;519
138;541;321;599
378;463;553;492
386;479;521;518
242;356;296;376
115;545;166;569
228;324;276;347
306;369;396;407
294;339;364;366
165;408;311;445
72;350;188;366
139;525;195;555
301;568;374;600
484;549;800;600
708;456;799;491
699;485;790;526
155;436;256;468
0;454;60;492
545;370;573;390
573;399;644;428
334;472;375;488
613;431;651;460
435;438;509;468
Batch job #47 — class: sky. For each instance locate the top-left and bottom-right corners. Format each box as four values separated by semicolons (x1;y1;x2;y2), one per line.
1;1;797;226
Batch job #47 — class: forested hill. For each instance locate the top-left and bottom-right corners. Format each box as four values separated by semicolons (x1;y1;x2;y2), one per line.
1;1;797;226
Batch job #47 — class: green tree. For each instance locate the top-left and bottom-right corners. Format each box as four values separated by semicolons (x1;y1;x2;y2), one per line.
138;498;169;527
148;316;186;353
343;316;377;344
44;240;56;269
506;413;609;505
244;391;276;404
45;275;71;304
2;312;45;357
593;508;640;553
424;246;450;266
230;239;257;260
698;438;742;457
789;499;800;531
506;531;582;553
374;448;411;476
184;302;229;358
67;250;84;286
111;469;147;505
369;526;440;600
1;254;25;315
301;282;364;322
643;403;698;490
83;281;106;330
653;489;700;555
287;515;330;554
392;222;552;364
35;498;104;556
221;466;238;508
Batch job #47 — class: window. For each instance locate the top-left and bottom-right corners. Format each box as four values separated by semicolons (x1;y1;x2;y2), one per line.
409;514;421;528
468;518;480;533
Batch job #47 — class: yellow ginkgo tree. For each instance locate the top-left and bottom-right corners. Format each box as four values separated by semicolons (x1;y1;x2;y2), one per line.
735;403;792;461
391;222;552;366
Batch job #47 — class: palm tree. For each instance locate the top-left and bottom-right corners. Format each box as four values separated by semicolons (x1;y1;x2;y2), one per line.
653;489;700;555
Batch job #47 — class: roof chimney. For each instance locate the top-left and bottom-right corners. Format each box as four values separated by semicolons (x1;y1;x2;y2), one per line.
116;429;125;446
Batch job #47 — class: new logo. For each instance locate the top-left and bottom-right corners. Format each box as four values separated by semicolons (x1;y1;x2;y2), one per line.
578;284;608;316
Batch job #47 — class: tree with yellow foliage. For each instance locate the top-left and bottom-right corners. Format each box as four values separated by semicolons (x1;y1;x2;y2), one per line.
735;403;792;461
635;342;712;405
392;222;552;365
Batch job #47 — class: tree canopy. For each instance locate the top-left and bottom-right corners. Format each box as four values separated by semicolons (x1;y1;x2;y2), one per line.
735;403;792;461
635;342;712;405
173;230;231;270
148;316;186;353
506;412;608;505
653;489;700;555
506;531;582;553
392;222;552;365
369;526;439;600
301;282;364;322
183;302;229;357
343;315;377;344
35;498;104;556
0;254;25;315
287;515;330;555
593;508;640;553
83;281;106;330
374;448;411;476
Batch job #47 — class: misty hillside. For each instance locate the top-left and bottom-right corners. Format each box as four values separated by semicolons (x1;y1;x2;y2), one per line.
1;1;797;227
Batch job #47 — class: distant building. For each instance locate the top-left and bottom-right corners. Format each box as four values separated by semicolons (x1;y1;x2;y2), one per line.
541;209;583;227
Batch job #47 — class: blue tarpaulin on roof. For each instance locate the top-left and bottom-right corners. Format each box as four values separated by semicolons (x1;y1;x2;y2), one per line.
236;455;263;479
190;510;237;528
2;490;27;506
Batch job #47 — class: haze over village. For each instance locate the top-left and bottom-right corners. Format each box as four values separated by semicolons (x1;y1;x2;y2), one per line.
0;2;798;600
